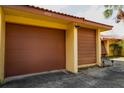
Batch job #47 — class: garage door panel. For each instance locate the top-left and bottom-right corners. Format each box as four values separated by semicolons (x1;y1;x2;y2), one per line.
78;40;96;43
78;27;96;65
78;44;96;48
78;45;96;49
78;59;96;65
78;35;96;38
5;23;65;77
78;53;96;57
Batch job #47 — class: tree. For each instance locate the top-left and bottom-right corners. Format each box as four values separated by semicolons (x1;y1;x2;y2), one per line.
103;5;124;23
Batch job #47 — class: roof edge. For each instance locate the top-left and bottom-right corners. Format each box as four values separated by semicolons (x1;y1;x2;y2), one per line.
26;5;85;20
84;19;113;28
2;5;113;30
26;5;113;30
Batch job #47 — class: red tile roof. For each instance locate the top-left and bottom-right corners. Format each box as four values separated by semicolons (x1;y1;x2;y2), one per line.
27;5;85;20
26;5;113;29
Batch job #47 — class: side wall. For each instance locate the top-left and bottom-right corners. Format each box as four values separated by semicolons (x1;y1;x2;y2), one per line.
0;6;5;82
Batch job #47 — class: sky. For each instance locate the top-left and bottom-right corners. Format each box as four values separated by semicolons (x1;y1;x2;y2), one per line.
37;5;124;37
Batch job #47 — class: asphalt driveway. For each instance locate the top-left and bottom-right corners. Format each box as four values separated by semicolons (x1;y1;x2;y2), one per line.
1;61;124;88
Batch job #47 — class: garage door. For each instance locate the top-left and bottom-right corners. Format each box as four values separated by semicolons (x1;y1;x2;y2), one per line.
5;23;65;77
78;27;96;65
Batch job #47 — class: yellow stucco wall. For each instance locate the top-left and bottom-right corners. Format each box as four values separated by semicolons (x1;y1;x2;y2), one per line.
0;6;5;82
106;40;110;55
66;23;78;73
5;15;67;30
96;29;102;66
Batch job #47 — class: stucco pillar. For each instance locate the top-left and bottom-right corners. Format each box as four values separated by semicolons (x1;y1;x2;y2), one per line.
96;29;102;66
105;40;110;56
66;23;78;73
0;6;5;83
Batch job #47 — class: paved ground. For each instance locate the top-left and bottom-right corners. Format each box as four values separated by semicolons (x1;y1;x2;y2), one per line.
1;61;124;88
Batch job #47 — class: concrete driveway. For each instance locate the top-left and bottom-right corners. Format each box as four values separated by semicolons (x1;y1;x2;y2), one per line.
1;61;124;88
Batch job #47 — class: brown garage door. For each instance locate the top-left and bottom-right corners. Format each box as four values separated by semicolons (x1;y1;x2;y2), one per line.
78;27;96;65
5;23;65;77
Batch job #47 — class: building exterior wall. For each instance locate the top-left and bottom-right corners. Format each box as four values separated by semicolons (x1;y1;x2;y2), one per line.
0;6;109;82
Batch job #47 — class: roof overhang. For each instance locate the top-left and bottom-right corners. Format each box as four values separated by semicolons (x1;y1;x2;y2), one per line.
2;5;113;31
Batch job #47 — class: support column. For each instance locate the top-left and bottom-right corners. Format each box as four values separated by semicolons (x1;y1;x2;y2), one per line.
0;6;5;83
66;23;78;73
105;40;110;56
96;29;102;66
